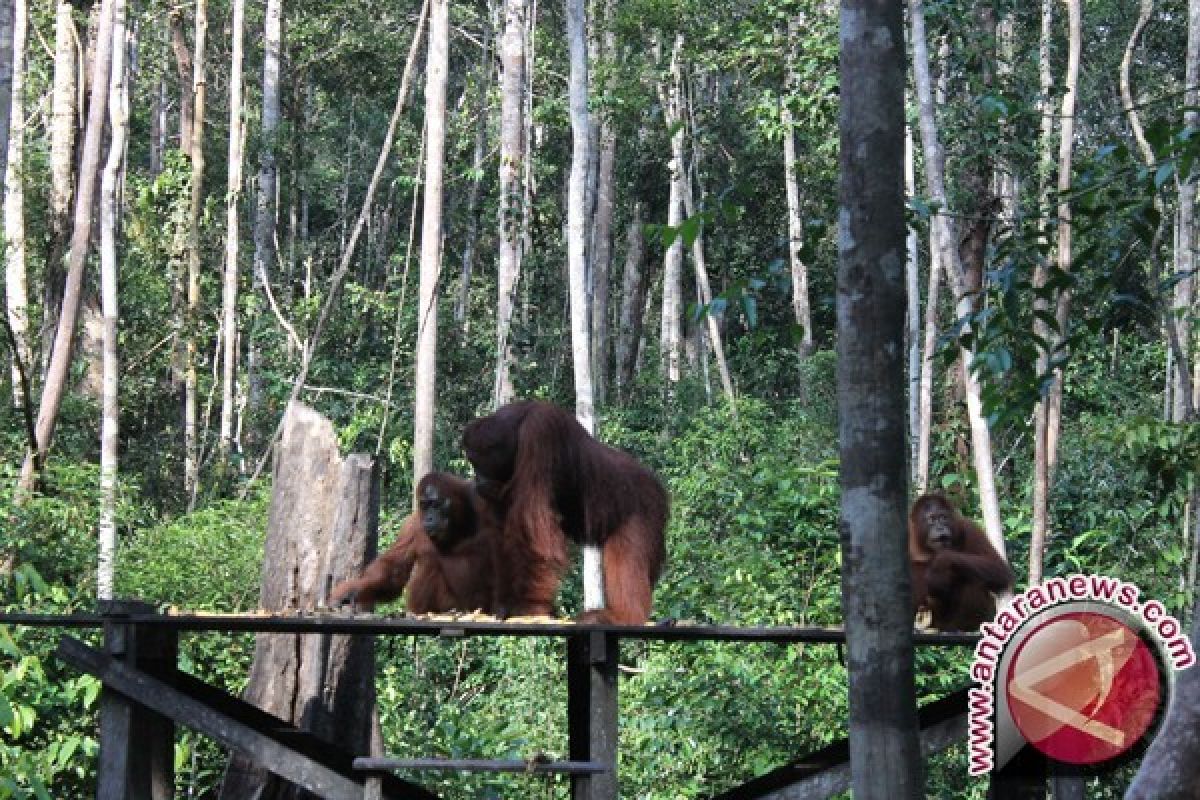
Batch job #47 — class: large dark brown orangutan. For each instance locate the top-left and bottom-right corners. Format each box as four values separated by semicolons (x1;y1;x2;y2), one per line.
908;493;1015;632
462;400;669;624
329;472;496;614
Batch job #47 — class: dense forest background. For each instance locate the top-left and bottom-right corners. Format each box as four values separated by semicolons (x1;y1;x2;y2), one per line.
1;0;1197;796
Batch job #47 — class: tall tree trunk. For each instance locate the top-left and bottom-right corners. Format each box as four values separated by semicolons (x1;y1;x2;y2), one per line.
44;0;76;355
783;15;813;358
565;0;604;615
454;8;491;332
219;0;246;460
615;201;646;401
98;0;128;601
588;0;617;406
1172;0;1200;425
493;0;526;409
184;0;208;506
248;0;282;421
0;0;13;194
915;240;941;494
17;0;115;494
905;124;921;484
413;0;449;487
659;35;685;394
909;0;1006;556
169;9;193;158
4;0;26;409
149;78;165;177
565;0;594;432
838;0;924;794
1120;0;1156;167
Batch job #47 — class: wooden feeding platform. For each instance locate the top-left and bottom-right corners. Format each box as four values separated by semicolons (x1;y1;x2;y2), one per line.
0;603;1062;800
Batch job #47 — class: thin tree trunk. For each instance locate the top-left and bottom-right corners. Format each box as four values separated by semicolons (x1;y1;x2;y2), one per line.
413;0;449;487
98;0;128;601
909;0;1006;556
4;0;26;409
184;0;208;506
915;238;941;495
149;78;165;177
1172;0;1200;425
44;0;76;355
905;124;921;482
783;15;813;357
659;35;685;394
838;0;924;793
17;0;115;495
1120;0;1156;167
169;9;193;158
1029;0;1057;586
219;0;246;459
615;201;646;401
588;0;617;405
248;0;282;420
0;0;13;195
493;0;526;409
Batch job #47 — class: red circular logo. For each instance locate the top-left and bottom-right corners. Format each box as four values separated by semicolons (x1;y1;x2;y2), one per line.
1005;611;1162;765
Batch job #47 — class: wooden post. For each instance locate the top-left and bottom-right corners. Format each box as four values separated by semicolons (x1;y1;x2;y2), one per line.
567;631;618;800
97;600;177;800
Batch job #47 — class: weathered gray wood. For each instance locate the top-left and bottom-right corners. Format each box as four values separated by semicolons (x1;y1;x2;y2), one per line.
568;632;618;800
59;636;371;800
96;600;176;800
222;403;384;799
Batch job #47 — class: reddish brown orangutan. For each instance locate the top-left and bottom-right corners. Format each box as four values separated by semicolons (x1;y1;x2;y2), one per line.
462;400;669;625
329;472;496;614
908;493;1015;632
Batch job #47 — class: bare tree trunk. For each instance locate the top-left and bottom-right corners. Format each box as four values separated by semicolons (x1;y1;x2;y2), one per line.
44;0;76;355
565;0;605;613
615;201;646;401
659;35;685;394
169;9;193;158
1120;0;1156;167
149;79;165;177
783;15;813;358
17;0;115;494
4;0;26;409
909;0;1006;556
0;0;13;195
413;0;449;487
219;0;246;459
248;0;282;421
838;0;924;793
1172;0;1200;425
98;0;128;601
906;124;921;483
915;239;941;494
1029;0;1057;586
589;0;617;406
493;0;525;409
184;0;208;506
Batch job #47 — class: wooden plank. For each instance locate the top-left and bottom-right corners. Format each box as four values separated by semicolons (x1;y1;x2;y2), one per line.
354;757;608;774
0;611;981;647
568;632;618;800
56;636;438;800
988;744;1048;800
712;689;970;800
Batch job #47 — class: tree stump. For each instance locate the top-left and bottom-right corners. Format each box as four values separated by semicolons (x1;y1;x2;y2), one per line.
220;402;382;799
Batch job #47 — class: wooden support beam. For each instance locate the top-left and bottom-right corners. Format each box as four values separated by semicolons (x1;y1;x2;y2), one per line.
988;744;1048;800
56;635;438;800
355;757;608;774
96;600;176;800
567;631;618;800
